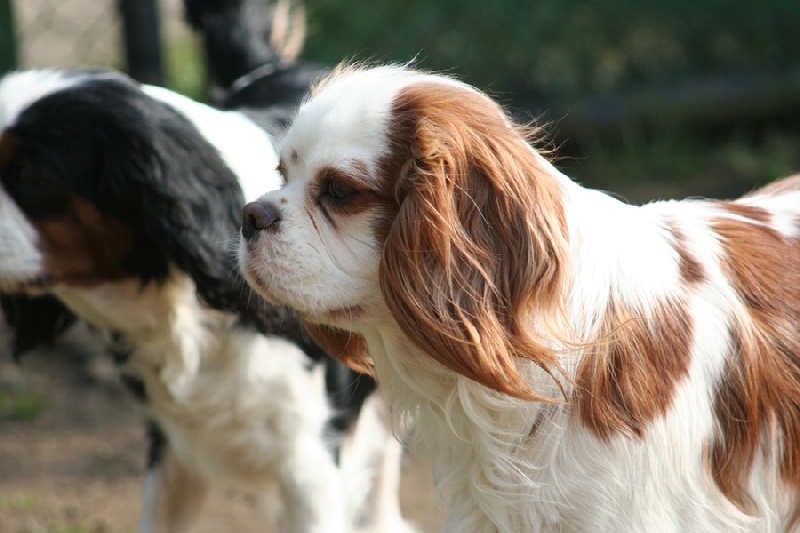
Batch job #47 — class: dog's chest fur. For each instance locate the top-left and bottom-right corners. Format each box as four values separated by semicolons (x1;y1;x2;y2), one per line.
54;271;331;491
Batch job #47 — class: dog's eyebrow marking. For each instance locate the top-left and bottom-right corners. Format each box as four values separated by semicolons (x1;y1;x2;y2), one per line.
291;150;298;163
350;159;370;182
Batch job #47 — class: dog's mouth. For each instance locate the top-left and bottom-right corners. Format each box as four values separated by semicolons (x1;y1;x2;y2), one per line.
246;269;365;322
240;251;366;322
242;267;288;307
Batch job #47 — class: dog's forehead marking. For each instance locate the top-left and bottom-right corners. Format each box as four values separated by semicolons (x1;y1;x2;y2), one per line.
283;67;456;176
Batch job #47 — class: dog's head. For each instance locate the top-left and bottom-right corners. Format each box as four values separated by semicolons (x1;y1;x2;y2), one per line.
239;64;570;398
0;69;280;350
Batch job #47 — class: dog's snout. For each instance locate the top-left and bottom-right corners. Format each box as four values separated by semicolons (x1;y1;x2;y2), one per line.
242;201;281;239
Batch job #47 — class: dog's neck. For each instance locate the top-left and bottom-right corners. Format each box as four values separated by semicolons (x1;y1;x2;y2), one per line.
52;271;220;334
52;268;238;400
359;321;561;530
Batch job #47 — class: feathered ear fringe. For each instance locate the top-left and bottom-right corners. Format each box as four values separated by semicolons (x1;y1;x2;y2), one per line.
1;293;77;360
380;83;570;402
302;321;373;376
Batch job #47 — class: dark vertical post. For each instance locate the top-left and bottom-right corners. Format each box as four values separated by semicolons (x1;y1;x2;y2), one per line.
118;0;165;86
0;0;18;75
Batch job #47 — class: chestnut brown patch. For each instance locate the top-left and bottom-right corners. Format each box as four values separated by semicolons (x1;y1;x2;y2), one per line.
717;202;770;224
576;223;704;439
303;321;373;375
709;213;800;518
744;173;800;198
32;195;134;286
669;222;705;284
576;297;693;439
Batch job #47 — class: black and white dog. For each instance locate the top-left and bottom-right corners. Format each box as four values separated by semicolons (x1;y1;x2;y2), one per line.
182;0;329;111
0;67;411;532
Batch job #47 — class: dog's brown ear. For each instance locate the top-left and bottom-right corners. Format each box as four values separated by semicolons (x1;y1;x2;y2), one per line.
380;82;569;401
303;321;373;375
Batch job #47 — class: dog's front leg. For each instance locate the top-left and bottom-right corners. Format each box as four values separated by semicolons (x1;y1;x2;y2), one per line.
277;437;345;533
139;423;209;533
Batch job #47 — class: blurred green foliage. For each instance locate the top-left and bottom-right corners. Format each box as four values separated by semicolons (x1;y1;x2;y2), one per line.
0;387;47;421
303;0;800;103
298;0;800;198
562;128;800;201
166;33;207;102
166;0;800;198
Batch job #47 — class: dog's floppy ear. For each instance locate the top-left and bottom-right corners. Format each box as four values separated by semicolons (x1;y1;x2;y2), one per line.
380;83;569;401
87;84;247;314
12;76;250;315
1;293;77;359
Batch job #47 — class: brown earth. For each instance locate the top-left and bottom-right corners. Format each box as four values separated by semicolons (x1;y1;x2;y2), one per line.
0;323;443;533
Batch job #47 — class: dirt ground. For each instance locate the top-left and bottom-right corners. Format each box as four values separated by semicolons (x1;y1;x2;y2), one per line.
0;322;444;533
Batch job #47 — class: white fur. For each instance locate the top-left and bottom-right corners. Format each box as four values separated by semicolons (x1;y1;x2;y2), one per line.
0;186;43;287
239;65;800;532
143;85;281;202
53;273;346;533
0;69;84;127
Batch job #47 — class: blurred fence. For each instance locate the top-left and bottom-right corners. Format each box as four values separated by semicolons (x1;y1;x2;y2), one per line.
2;0;800;141
13;0;120;70
1;0;198;87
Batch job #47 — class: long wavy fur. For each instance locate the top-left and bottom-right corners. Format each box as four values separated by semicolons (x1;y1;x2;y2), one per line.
379;82;570;402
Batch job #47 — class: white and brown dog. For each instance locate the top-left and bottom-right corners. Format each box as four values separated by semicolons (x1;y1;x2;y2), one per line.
239;63;800;532
0;68;413;533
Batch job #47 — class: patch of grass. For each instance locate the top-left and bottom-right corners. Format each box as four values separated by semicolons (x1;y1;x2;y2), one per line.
0;492;37;512
0;388;48;421
0;495;115;533
165;33;207;102
48;525;92;533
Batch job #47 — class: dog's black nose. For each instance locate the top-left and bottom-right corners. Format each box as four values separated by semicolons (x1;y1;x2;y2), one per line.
242;201;281;239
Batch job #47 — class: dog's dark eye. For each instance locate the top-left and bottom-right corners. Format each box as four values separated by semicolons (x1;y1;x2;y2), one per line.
326;177;354;200
321;172;359;205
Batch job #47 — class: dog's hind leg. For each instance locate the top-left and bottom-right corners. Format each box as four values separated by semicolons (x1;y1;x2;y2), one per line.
139;424;209;533
342;394;418;533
